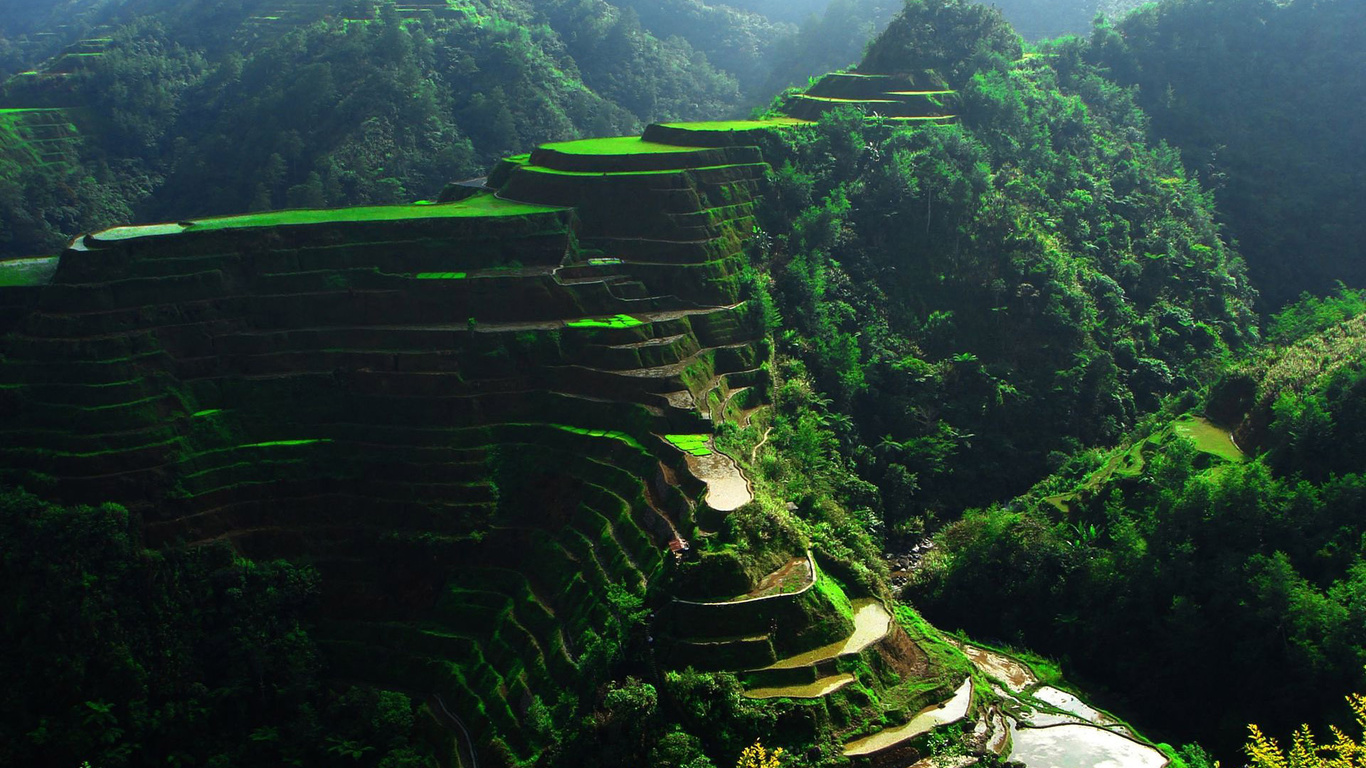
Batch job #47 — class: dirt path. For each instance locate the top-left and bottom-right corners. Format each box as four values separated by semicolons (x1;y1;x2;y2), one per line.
751;425;772;464
430;695;479;768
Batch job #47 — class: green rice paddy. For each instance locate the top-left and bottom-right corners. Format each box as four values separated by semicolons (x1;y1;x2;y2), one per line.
191;409;222;418
0;108;66;117
520;162;757;178
1173;415;1245;462
565;314;644;329
539;137;702;155
664;433;712;457
586;257;622;265
550;425;646;451
798;95;900;104
0;256;60;287
415;272;467;279
93;194;564;241
1045;414;1244;513
240;439;331;448
654;118;810;131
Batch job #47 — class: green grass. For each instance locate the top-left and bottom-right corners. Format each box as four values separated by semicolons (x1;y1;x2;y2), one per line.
0;108;66;116
896;604;975;683
1045;414;1243;513
664;433;712;456
0;256;59;287
190;409;222;418
414;272;467;279
240;439;331;448
539;137;703;155
812;571;855;622
92;194;564;241
565;314;644;329
1173;415;1245;462
586;257;622;265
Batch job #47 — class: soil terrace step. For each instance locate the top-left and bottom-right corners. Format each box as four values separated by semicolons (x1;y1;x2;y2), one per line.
842;677;975;758
759;599;891;672
744;672;856;700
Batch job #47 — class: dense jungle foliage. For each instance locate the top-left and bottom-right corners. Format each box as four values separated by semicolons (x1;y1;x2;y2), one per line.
758;0;1256;530
0;487;439;768
1083;0;1366;308
910;289;1366;759
750;0;1366;763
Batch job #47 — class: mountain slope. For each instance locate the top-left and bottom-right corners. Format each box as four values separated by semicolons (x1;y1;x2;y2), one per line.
756;0;1255;526
1086;0;1366;307
0;0;750;258
912;296;1366;759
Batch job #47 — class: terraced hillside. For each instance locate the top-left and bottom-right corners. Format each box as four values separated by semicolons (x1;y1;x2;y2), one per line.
240;0;474;37
779;71;960;124
3;37;110;103
0;114;750;760
0;107;82;165
0;74;1015;766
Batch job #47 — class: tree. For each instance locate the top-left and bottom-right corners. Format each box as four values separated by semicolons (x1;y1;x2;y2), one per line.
735;741;783;768
1247;685;1366;767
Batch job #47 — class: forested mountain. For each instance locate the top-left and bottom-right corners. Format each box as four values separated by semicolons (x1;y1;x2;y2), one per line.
0;0;1172;265
761;0;1255;528
912;288;1366;758
0;0;752;259
1083;0;1366;308
0;0;932;263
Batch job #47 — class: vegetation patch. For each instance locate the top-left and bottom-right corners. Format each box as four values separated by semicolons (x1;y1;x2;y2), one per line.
565;314;644;329
1172;415;1244;463
548;424;646;451
414;272;467;279
664;433;713;457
